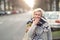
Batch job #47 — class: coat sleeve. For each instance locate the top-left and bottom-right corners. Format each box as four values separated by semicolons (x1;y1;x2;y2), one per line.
27;23;37;38
47;25;52;40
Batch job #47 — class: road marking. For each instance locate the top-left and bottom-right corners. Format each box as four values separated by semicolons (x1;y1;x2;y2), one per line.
0;22;3;24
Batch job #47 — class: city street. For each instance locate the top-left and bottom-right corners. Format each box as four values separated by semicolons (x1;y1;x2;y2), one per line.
0;13;32;40
0;0;60;40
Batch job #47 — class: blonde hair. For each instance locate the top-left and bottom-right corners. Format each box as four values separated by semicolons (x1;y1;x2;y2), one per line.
32;8;44;17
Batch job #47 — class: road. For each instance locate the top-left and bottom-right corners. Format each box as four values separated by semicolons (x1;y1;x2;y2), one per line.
0;13;32;40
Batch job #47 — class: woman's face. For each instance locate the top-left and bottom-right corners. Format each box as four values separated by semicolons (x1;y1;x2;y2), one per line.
33;11;42;19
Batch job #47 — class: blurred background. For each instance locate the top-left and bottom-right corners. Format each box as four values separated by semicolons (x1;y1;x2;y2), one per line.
0;0;60;12
0;0;60;40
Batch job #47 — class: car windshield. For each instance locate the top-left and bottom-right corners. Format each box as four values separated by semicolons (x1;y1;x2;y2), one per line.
44;12;59;20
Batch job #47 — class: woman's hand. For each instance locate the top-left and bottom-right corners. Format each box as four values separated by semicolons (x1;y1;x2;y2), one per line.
33;18;40;25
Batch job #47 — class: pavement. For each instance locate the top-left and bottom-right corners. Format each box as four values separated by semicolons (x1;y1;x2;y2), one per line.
0;13;32;40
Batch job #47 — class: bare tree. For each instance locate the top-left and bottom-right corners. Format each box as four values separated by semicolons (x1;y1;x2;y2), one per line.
34;0;51;11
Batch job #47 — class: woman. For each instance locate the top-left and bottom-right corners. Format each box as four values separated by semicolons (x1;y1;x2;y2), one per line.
23;8;52;40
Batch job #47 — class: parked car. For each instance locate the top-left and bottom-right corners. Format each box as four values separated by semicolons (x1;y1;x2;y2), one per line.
16;10;20;14
19;9;24;13
44;11;60;31
0;10;6;15
11;10;17;14
6;11;12;15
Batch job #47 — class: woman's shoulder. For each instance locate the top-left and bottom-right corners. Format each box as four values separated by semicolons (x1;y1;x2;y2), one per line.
26;19;33;27
26;19;33;32
27;20;32;24
40;17;47;24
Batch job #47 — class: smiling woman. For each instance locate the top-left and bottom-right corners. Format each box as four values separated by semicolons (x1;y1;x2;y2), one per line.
24;0;35;8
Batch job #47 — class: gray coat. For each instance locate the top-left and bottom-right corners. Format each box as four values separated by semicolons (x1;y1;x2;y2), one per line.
23;18;52;40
